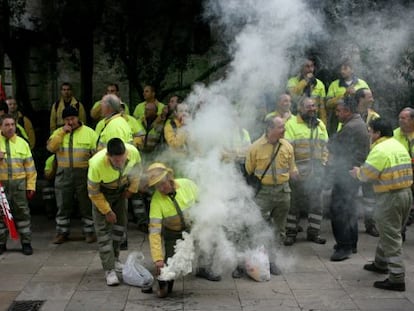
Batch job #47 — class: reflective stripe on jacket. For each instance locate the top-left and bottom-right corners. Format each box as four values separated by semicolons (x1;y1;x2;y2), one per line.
284;115;328;173
87;144;141;214
47;124;97;168
0;134;37;190
357;137;413;192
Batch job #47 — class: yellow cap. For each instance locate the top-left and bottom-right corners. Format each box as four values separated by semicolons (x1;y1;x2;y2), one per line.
146;162;173;187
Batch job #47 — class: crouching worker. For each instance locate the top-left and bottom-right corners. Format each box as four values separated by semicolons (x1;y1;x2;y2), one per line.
147;162;220;298
87;138;141;286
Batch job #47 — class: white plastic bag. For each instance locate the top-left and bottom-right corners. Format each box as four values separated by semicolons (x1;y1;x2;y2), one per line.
122;251;154;287
244;246;270;282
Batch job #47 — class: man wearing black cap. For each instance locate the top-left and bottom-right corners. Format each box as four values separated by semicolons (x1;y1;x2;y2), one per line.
47;105;98;244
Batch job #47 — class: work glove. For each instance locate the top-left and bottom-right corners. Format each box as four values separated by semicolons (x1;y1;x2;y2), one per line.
26;190;35;201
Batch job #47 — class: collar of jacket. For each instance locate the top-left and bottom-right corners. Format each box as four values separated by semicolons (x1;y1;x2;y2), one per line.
105;113;121;124
0;133;17;142
338;75;358;88
342;113;362;126
259;134;284;146
371;136;389;149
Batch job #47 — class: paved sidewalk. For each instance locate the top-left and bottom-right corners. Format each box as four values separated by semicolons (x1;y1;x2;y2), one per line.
1;215;414;311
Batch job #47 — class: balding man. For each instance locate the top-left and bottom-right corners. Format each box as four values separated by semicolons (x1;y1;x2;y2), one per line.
394;107;414;156
264;93;293;122
245;116;298;273
393;107;414;232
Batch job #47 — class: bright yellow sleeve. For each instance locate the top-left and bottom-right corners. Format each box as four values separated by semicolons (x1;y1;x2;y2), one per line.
90;101;101;120
164;121;187;148
87;165;111;214
46;128;66;153
287;78;308;96
245;145;256;175
149;197;164;262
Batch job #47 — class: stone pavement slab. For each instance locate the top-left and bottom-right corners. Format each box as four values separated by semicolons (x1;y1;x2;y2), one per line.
1;215;414;311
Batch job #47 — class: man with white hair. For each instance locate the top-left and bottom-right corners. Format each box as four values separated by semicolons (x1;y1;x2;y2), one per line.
95;94;133;151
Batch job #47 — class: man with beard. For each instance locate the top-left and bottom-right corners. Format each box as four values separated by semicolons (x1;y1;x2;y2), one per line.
284;97;329;245
327;97;370;261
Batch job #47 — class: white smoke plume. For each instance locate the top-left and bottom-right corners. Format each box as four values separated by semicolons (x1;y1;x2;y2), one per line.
158;0;323;280
158;0;414;281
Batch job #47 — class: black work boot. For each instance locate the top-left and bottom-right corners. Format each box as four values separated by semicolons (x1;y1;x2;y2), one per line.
22;243;33;256
307;234;326;244
283;236;296;246
232;266;244;278
167;280;174;293
0;244;6;255
157;280;168;298
363;263;388;274
196;268;221;281
373;279;405;292
365;225;379;237
120;239;128;250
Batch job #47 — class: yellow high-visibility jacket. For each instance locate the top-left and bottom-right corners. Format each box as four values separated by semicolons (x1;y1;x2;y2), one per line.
326;78;370;110
95;113;133;151
0;134;37;190
47;124;97;168
164;118;187;151
284;115;328;175
393;127;414;158
356;137;413;192
149;178;198;262
245;135;297;185
87;144;141;214
138;117;164;153
95;114;144;149
133;101;164;120
44;154;56;180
